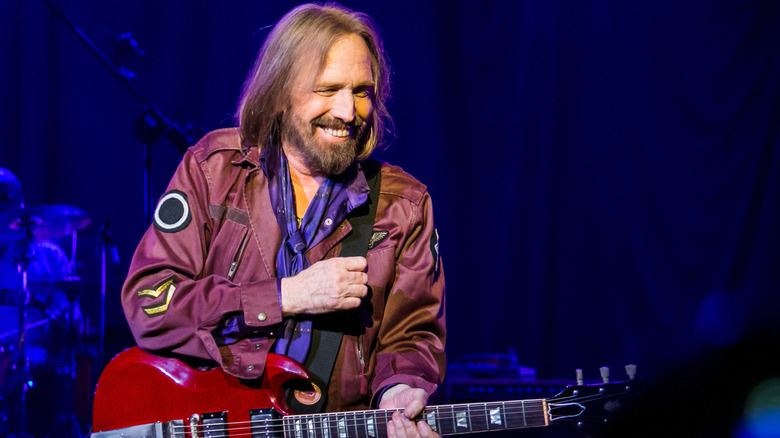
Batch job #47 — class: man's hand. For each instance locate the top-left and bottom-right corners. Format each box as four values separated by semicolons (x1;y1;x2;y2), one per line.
280;256;368;315
379;384;440;438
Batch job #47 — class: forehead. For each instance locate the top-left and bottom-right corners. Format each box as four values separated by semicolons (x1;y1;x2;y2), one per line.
297;34;374;87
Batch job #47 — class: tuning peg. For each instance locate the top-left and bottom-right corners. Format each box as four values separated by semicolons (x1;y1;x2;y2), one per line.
600;367;610;383
625;364;637;380
576;368;584;385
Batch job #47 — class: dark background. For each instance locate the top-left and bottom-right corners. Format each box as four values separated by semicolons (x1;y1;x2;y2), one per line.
2;0;779;436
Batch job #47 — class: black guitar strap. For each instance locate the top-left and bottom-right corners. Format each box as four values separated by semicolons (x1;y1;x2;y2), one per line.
287;158;382;414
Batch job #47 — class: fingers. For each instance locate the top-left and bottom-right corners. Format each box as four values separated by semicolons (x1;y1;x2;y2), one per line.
390;411;418;438
317;257;368;299
281;257;369;315
387;413;397;438
344;270;368;287
313;257;367;287
417;421;438;438
342;284;368;300
335;293;364;310
387;411;439;438
403;398;424;419
383;386;439;438
339;256;367;271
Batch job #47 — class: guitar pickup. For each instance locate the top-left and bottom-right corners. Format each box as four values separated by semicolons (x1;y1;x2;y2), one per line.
250;409;283;438
189;412;227;438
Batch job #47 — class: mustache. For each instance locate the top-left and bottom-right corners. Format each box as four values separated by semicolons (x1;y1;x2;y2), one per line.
311;115;365;131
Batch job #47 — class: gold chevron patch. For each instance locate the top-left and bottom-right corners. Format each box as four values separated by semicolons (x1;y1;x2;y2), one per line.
137;276;176;317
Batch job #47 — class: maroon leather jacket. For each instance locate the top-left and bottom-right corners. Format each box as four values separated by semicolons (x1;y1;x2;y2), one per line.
121;128;446;411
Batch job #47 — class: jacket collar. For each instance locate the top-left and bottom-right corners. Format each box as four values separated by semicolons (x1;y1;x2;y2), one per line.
231;144;261;169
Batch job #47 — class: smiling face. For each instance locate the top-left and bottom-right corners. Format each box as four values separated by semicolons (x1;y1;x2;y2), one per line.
281;33;375;177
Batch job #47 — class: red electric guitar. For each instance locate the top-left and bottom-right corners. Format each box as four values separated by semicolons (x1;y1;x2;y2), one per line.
91;347;639;437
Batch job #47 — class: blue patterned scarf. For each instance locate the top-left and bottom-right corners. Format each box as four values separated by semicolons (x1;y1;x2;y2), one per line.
272;151;334;363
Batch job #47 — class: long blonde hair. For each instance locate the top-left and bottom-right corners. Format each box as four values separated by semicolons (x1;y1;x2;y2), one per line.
236;3;392;159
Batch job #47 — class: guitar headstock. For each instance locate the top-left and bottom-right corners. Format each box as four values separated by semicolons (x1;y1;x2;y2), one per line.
547;365;642;433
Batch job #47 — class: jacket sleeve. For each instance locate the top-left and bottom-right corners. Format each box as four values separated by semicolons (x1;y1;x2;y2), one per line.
121;150;283;379
370;191;446;400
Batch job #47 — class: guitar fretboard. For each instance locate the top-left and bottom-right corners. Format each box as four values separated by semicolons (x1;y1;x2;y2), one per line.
281;399;548;437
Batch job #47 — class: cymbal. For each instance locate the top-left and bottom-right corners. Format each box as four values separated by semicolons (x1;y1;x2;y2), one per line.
0;204;91;241
0;167;22;207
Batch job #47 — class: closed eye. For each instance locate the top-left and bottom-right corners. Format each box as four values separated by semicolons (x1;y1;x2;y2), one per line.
354;87;373;99
314;88;339;96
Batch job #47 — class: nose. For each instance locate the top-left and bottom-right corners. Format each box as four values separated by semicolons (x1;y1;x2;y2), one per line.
329;89;355;123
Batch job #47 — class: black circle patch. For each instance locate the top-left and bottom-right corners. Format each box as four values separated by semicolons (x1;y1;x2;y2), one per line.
154;190;192;233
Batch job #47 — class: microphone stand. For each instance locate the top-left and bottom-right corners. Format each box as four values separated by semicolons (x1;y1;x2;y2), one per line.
99;216;120;369
100;227;107;369
41;0;203;225
10;209;36;437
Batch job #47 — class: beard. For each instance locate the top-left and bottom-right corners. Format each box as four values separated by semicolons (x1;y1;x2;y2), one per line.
281;112;369;176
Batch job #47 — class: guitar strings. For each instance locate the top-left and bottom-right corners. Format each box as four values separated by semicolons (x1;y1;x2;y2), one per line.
162;390;623;436
167;413;548;438
164;400;589;435
165;402;553;436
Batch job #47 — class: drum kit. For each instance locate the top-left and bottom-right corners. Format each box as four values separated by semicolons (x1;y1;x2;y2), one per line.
0;168;95;437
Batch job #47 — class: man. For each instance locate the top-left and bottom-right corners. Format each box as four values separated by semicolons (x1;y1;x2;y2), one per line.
122;3;445;438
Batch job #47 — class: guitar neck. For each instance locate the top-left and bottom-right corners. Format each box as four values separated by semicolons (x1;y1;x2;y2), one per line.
282;399;548;437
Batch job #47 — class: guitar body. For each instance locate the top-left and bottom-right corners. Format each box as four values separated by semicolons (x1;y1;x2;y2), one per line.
92;347;309;433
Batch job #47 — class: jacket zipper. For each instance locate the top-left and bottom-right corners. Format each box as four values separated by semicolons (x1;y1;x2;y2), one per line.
358;334;367;396
357;334;365;367
227;229;250;281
